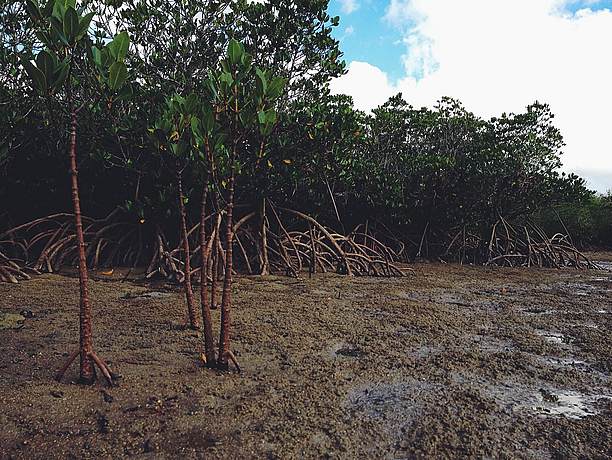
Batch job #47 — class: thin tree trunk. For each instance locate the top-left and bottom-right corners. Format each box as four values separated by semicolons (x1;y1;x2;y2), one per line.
199;176;215;366
210;228;219;310
177;173;199;329
68;107;95;384
217;168;235;370
259;197;270;275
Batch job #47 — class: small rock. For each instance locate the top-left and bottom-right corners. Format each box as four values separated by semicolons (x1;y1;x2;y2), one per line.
102;390;114;403
50;390;64;398
19;310;34;318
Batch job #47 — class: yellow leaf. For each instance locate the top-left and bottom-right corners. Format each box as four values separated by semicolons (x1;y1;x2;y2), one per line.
101;269;114;276
282;159;292;164
267;160;273;168
169;131;179;141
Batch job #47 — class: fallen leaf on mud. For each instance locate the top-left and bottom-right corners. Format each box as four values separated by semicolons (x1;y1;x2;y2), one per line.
100;269;114;276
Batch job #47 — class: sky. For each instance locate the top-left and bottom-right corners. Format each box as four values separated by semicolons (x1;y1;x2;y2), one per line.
327;0;612;193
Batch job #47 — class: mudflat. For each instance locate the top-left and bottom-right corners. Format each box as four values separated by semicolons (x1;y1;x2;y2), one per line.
0;260;610;459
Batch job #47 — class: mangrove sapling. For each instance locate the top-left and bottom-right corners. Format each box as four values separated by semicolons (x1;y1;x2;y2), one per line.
208;39;286;370
21;0;129;384
151;94;203;330
191;99;224;367
198;176;216;366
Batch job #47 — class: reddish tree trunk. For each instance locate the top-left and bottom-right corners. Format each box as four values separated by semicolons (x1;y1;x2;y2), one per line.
68;107;95;384
259;197;270;275
210;200;221;310
217;169;235;370
177;173;200;329
199;178;216;366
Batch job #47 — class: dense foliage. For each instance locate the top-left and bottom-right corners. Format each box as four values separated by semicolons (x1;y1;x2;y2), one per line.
1;0;600;256
534;193;612;249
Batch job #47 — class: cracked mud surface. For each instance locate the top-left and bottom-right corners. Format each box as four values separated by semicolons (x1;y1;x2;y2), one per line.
1;258;611;459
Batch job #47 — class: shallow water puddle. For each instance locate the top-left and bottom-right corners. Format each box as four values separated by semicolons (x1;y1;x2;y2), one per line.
531;390;608;419
535;330;571;345
480;381;610;420
540;356;589;368
523;307;556;315
537;355;610;383
121;290;174;300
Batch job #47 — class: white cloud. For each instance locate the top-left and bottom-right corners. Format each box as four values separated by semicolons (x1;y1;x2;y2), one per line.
330;61;398;110
331;0;612;192
338;0;359;14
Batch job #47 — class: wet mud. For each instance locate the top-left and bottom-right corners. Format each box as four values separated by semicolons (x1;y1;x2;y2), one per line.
0;258;610;458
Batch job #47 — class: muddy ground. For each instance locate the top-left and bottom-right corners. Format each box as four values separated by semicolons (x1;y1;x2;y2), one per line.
0;257;611;459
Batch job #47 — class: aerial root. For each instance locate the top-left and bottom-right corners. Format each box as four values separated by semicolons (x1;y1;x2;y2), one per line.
0;250;32;283
225;350;241;373
55;349;117;386
89;352;115;386
1;209;144;279
55;349;80;382
443;216;600;269
229;203;406;278
1;207;407;282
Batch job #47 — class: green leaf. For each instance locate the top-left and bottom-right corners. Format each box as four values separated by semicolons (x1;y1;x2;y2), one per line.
25;0;42;21
227;38;243;65
49;16;68;44
100;48;113;67
241;52;252;68
63;7;79;43
52;0;65;19
220;59;231;75
108;31;129;62
219;72;233;86
184;93;198;114
265;109;277;125
77;12;95;40
115;83;133;102
267;77;286;100
202;107;215;134
255;67;267;95
34;31;51;46
108;61;127;90
91;45;102;68
52;61;69;89
35;50;56;83
257;110;266;125
21;59;47;93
